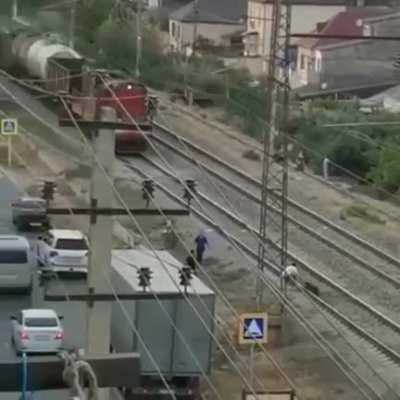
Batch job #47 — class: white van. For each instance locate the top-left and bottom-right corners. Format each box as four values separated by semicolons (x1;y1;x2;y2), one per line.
0;236;32;293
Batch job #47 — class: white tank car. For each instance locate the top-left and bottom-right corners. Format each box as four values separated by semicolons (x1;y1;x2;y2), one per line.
11;32;81;80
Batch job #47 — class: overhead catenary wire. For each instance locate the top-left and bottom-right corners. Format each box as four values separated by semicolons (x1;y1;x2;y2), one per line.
150;111;400;396
2;68;390;396
92;74;387;400
160;93;400;222
0;6;394;394
59;95;273;400
9;98;297;395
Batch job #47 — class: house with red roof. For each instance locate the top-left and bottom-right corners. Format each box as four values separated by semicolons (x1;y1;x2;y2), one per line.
295;7;400;89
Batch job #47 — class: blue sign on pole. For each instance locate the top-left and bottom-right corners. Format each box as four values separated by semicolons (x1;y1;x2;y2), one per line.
238;313;268;344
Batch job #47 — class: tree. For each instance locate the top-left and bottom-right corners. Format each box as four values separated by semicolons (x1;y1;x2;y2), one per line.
369;146;400;193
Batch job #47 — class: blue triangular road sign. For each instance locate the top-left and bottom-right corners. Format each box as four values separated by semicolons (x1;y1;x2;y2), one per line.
244;318;264;339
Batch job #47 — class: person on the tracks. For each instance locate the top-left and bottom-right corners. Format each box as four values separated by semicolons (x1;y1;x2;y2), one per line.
195;233;208;264
281;263;299;292
186;249;196;272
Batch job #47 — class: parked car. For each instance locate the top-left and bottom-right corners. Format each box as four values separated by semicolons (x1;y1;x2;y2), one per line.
12;197;49;230
37;229;88;274
11;309;64;355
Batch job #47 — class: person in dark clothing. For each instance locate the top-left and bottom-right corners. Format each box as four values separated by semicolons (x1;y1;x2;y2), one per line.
195;233;208;264
186;249;196;272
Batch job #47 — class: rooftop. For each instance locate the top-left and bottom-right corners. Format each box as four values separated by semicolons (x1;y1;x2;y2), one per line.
0;235;29;247
49;229;86;239
171;0;245;24
112;249;214;295
298;7;400;48
22;309;58;318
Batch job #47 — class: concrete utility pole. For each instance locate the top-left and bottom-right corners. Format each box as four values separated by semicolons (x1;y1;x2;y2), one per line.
86;106;116;400
192;0;199;51
256;0;292;306
135;0;142;79
69;1;76;49
12;0;18;19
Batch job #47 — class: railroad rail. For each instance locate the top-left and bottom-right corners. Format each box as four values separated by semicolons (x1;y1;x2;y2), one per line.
151;123;400;281
122;156;400;370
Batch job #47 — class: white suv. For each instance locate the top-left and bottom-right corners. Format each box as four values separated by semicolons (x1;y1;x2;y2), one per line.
37;229;88;274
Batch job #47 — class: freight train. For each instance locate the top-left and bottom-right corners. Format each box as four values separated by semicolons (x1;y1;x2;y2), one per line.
0;31;152;154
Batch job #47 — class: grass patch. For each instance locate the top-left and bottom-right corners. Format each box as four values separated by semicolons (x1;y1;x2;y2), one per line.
342;204;386;225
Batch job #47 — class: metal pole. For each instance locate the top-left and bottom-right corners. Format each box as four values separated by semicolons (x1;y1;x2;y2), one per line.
12;0;17;19
135;0;142;79
192;0;199;52
69;1;76;49
8;136;12;167
21;352;27;400
249;343;255;388
256;0;291;307
86;106;116;400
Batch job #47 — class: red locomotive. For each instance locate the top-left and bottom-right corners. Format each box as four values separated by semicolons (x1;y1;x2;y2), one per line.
6;31;152;154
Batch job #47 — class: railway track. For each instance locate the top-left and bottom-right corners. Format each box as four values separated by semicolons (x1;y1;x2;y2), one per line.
122;156;400;397
152;122;400;282
152;123;400;274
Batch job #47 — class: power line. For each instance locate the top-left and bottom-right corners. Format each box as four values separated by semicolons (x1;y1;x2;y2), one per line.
60;96;271;398
2;66;390;396
95;73;389;399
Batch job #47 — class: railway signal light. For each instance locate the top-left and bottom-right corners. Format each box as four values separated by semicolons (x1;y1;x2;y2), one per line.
41;181;57;205
137;267;153;291
183;179;196;206
142;180;154;208
179;267;193;293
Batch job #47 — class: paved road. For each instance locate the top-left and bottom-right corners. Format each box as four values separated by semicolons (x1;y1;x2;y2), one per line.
0;171;87;399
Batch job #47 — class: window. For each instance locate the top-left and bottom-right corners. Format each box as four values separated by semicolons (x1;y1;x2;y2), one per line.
24;318;58;327
0;250;27;264
55;239;88;250
177;24;181;39
16;201;43;209
171;21;176;37
300;55;305;70
249;20;256;29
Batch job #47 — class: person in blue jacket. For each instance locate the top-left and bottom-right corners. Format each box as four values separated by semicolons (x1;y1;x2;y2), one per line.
195;233;208;264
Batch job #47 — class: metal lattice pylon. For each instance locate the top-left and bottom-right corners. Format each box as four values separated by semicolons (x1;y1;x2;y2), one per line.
256;0;291;305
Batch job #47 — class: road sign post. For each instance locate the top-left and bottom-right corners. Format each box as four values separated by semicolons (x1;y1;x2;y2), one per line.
1;118;18;167
238;312;268;389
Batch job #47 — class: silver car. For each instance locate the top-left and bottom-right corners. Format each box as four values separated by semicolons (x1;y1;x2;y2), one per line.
11;309;64;355
12;197;49;230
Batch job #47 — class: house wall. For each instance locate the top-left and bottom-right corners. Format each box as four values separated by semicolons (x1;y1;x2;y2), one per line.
245;2;346;57
300;15;400;87
169;19;243;51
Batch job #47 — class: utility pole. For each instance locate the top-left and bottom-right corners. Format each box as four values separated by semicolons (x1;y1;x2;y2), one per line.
86;106;116;400
256;0;291;306
12;0;17;20
69;0;76;49
135;0;142;79
192;0;199;52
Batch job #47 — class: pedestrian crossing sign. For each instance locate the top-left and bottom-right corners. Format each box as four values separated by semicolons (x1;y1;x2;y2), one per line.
1;119;18;135
238;312;268;345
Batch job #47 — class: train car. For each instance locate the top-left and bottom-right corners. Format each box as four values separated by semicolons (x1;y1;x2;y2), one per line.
5;31;152;154
10;31;84;93
110;249;215;400
95;77;152;154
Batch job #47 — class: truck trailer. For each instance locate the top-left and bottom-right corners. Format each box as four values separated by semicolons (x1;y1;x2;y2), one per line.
110;249;215;400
